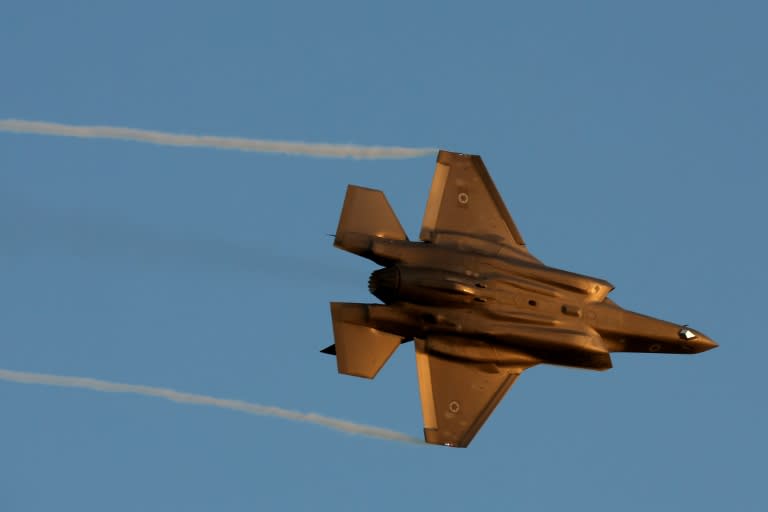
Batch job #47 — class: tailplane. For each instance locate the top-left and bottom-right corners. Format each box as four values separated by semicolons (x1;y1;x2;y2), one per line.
324;302;403;379
334;185;407;257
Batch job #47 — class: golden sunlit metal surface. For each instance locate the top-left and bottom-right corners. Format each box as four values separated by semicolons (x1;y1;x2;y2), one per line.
322;150;718;448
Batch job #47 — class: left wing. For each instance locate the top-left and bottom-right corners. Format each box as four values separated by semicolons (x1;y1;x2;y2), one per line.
420;150;539;263
414;338;532;447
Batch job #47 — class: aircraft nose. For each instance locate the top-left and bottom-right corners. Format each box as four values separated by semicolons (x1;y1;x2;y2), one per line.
679;326;718;353
695;336;719;353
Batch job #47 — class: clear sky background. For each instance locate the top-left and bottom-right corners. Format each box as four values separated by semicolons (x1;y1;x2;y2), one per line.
1;1;766;510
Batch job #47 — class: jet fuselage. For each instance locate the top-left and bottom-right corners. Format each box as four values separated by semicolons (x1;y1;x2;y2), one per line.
347;237;716;371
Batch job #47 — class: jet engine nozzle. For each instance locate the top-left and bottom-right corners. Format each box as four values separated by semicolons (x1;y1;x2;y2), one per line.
369;266;400;304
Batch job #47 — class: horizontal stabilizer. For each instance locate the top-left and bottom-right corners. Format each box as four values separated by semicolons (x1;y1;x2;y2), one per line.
320;344;336;355
334;185;407;256
330;302;402;379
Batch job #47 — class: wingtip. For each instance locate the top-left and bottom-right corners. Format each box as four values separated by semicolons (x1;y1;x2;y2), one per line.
436;149;480;164
424;428;468;448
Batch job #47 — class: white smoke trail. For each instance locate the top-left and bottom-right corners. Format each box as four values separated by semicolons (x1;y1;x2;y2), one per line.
0;368;423;445
0;119;436;159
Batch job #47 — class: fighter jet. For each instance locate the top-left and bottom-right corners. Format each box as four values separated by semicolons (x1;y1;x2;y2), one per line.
322;150;717;448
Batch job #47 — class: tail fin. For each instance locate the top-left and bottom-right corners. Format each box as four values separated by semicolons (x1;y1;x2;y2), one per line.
334;185;407;256
328;302;402;379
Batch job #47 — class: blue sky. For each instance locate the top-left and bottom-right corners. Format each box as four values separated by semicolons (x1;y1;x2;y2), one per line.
1;1;766;510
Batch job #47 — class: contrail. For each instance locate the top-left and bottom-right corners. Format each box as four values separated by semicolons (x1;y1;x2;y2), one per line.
0;368;423;445
0;119;436;159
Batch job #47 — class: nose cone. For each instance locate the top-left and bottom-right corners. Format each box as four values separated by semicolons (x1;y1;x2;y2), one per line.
694;335;719;353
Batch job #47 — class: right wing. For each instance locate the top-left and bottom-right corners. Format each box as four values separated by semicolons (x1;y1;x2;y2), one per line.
420;150;539;263
414;338;532;447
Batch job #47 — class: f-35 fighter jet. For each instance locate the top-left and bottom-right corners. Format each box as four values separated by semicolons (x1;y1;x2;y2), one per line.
322;150;717;447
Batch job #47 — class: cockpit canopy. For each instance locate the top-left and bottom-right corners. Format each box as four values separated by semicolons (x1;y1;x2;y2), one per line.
678;327;697;340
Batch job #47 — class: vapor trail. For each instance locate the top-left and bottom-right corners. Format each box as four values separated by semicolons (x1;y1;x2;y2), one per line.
0;119;436;159
0;369;422;445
